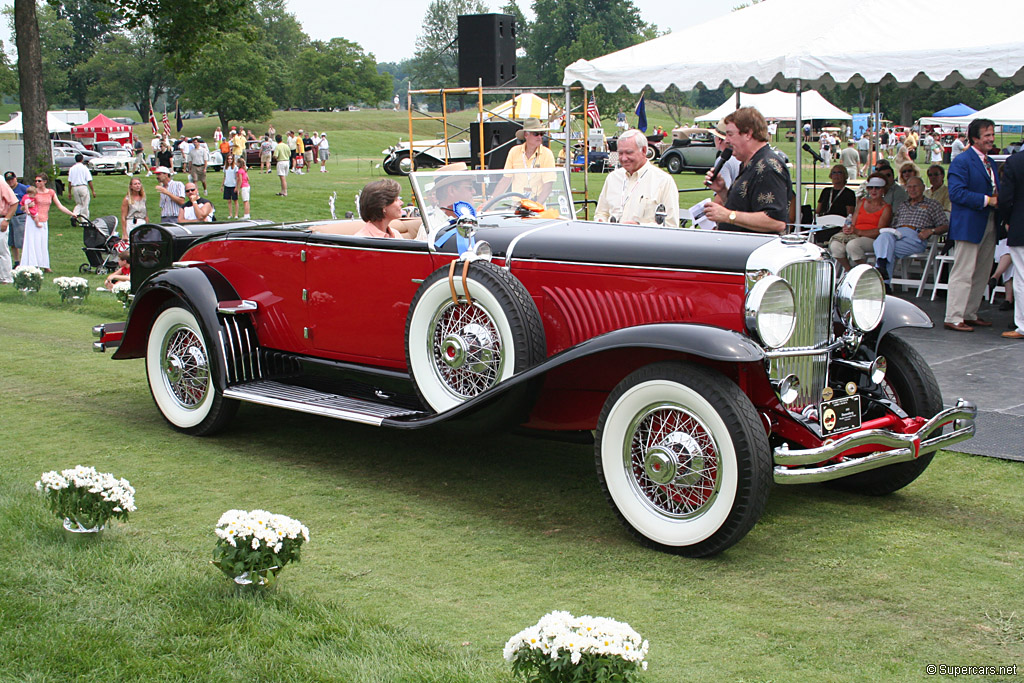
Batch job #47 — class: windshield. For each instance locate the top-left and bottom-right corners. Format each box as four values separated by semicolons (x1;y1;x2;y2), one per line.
409;167;574;238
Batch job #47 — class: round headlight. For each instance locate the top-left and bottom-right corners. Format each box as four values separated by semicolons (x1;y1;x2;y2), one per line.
745;275;796;349
836;264;885;332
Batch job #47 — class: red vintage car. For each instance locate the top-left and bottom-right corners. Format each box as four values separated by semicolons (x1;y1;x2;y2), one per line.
93;168;977;556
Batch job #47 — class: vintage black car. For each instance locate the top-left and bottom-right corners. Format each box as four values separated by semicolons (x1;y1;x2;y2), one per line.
93;168;977;557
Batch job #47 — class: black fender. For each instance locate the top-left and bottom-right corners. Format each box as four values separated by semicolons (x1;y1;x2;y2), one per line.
112;265;241;379
383;323;764;427
863;296;932;354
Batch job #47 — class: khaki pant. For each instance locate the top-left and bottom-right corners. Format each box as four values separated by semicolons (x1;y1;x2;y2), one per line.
70;185;90;219
829;232;875;262
944;216;997;325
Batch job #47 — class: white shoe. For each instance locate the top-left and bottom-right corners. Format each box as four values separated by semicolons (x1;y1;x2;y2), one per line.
242;214;250;219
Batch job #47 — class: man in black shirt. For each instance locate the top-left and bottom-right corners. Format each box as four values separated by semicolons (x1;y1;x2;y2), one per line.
704;107;790;234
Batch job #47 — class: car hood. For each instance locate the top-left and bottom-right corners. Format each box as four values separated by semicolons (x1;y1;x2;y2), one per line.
458;218;776;274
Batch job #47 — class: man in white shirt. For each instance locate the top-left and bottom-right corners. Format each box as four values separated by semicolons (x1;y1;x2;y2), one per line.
595;129;679;227
950;132;967;161
709;123;741;189
68;154;95;219
188;138;210;192
178;136;192;177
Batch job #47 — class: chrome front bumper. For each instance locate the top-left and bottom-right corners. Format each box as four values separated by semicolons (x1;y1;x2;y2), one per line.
773;399;977;484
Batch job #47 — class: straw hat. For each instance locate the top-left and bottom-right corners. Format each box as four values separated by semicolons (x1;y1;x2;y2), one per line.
710;121;728;140
430;162;471;195
515;117;551;141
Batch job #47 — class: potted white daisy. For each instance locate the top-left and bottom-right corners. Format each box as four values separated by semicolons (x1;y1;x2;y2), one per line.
35;465;137;534
212;509;310;587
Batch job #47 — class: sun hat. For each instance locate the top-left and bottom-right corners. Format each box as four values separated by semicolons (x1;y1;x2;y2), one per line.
710;121;727;140
430;162;472;195
866;177;886;188
154;166;172;175
515;117;551;141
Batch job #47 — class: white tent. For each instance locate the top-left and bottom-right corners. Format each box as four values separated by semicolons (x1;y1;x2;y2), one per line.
968;89;1024;127
563;0;1024;93
484;93;562;122
0;112;73;134
562;0;1024;212
695;90;850;123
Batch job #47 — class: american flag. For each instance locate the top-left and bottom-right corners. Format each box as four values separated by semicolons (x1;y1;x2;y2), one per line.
586;96;601;127
149;102;158;135
162;110;170;138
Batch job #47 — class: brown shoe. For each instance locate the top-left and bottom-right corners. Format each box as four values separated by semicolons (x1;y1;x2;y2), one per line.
965;318;992;327
944;321;974;332
1002;330;1024;339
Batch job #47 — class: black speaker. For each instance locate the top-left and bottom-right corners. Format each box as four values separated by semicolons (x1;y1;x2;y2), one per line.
458;14;516;87
469;121;521;169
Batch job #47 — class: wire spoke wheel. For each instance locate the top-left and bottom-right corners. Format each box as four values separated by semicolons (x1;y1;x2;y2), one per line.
430;299;504;399
160;323;211;410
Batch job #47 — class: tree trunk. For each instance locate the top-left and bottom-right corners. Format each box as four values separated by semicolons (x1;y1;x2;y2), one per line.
14;0;51;183
219;113;231;134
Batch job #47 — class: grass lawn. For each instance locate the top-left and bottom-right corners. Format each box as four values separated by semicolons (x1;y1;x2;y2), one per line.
2;109;1021;681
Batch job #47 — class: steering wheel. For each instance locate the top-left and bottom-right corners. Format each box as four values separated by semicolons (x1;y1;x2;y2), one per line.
478;192;528;213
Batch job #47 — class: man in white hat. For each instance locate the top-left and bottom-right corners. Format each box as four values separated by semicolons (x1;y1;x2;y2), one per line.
595;129;679;226
493;117;557;203
154;166;186;223
710;122;741;190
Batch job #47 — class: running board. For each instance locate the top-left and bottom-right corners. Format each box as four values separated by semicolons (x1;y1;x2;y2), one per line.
223;380;426;426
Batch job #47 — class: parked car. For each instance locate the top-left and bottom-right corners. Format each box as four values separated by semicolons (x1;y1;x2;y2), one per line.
52;139;100;161
658;127;720;174
111;117;138;126
382;138;473;175
51;146;78;174
172;147;224;173
92;167;976;557
89;140;133;174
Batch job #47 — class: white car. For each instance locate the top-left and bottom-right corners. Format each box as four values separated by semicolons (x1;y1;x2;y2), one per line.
382;138;473;176
89;141;133;174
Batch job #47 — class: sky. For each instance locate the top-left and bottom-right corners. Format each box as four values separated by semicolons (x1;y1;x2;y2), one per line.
0;0;740;70
281;0;740;65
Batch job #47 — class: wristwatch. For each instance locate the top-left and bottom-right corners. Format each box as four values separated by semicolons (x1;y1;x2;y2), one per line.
728;211;737;222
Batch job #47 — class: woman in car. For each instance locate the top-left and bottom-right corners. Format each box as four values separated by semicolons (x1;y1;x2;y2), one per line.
355;179;404;238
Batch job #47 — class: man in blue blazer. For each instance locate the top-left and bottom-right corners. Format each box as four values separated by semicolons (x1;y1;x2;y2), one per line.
998;148;1024;339
944;118;999;332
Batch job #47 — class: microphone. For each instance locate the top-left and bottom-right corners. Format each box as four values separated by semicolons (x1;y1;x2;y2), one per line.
802;142;825;164
705;148;733;186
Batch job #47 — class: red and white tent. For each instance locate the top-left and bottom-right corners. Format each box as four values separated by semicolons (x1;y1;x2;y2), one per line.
70;114;133;149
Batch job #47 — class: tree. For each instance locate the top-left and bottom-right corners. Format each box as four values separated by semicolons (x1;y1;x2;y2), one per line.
13;0;50;182
526;0;655;86
84;25;174;120
250;0;308;108
410;0;487;89
290;39;392;110
0;41;17;97
176;34;274;131
53;0;118;108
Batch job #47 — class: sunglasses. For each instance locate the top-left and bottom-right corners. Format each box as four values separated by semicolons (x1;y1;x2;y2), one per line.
186;188;198;193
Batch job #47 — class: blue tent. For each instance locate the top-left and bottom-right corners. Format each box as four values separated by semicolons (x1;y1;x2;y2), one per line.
932;103;978;117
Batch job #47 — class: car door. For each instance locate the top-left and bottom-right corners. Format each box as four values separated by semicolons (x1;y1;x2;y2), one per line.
303;233;434;369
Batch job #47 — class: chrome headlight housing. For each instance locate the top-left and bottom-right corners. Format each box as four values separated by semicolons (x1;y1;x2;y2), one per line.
745;275;797;349
836;264;885;332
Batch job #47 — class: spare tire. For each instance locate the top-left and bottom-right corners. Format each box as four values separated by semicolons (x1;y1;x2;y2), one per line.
405;260;545;414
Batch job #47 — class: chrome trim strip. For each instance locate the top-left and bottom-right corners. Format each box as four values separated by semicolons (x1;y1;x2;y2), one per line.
217;331;231;384
217;300;258;314
304;241;428;255
504;223;564;269
508;256;743;277
772;400;977;479
764;339;844;358
172;260;204;268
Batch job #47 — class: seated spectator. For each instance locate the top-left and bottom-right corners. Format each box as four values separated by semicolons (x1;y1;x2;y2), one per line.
925;164;951;211
178;183;214;223
897;161;919;187
104;249;130;289
816;164;857;243
830;174;892;271
873;175;947;290
355;179;403;238
857;160;907;212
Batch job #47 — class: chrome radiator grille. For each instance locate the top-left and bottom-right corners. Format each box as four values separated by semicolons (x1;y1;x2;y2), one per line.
769;259;835;411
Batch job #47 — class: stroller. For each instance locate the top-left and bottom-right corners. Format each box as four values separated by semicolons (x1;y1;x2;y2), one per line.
77;215;123;275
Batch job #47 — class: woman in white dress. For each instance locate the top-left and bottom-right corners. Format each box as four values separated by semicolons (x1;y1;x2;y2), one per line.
21;172;75;272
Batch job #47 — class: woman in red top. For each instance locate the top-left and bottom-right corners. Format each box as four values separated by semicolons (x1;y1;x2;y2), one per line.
20;172;75;271
828;172;892;271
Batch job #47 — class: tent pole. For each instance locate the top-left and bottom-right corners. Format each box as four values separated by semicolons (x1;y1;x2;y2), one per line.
795;79;802;233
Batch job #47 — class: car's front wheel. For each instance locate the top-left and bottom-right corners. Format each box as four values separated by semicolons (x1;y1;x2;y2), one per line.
665;154;683;174
145;302;238;435
596;362;771;557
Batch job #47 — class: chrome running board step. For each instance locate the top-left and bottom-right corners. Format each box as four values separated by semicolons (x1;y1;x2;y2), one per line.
224;380;425;426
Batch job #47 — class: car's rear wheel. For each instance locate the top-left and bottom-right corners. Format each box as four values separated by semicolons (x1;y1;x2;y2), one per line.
146;302;238;435
666;155;682;174
596;362;771;556
829;334;942;495
405;261;545;414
